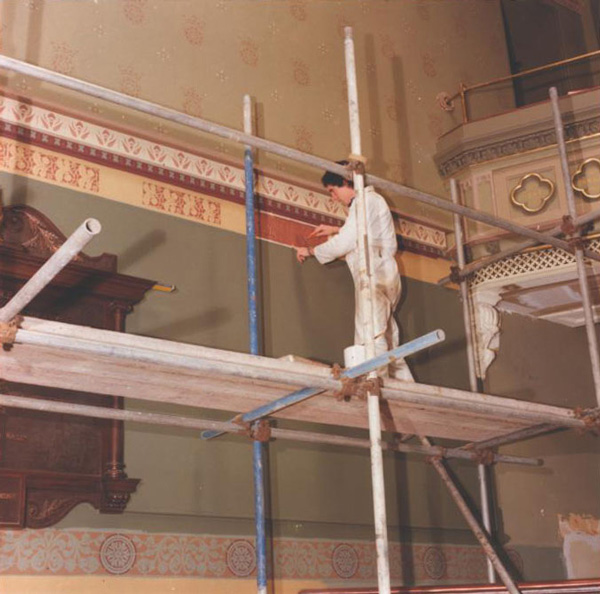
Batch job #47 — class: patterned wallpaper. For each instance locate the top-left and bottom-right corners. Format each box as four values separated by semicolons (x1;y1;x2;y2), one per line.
0;0;512;226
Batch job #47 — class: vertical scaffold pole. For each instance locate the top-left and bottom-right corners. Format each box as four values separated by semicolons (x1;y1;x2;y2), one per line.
244;94;267;594
450;179;495;584
344;27;391;594
550;87;600;407
245;94;260;358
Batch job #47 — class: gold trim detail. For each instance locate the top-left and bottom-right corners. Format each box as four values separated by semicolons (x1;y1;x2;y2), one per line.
449;48;600;123
572;157;600;200
510;173;555;214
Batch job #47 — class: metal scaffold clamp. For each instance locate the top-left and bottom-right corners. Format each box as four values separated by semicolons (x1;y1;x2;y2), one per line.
448;265;463;285
332;364;383;402
425;447;447;465
233;414;272;443
471;448;497;466
574;407;600;434
560;215;587;250
561;214;578;237
346;153;367;176
250;419;272;442
0;315;22;348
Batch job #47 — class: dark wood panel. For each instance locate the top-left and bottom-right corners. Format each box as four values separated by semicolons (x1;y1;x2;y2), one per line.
0;205;155;528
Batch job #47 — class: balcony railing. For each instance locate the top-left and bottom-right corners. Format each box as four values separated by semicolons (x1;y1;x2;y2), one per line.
444;49;600;124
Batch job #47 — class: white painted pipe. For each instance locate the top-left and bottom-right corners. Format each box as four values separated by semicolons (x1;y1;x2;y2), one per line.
478;464;496;583
549;87;600;408
0;219;101;323
451;179;478;390
344;26;391;594
451;179;495;583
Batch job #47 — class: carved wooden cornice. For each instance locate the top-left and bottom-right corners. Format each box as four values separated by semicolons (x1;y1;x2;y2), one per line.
1;205;116;271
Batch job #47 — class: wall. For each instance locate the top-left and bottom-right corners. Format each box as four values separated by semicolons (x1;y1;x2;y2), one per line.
0;170;488;591
559;514;600;579
486;313;600;580
501;0;595;106
0;0;580;591
0;170;473;530
0;0;512;224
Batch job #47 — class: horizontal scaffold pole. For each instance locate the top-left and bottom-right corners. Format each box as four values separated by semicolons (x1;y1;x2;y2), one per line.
201;330;446;440
380;382;585;430
0;393;541;466
12;317;589;432
438;207;600;286
0;55;595;261
467;423;560;450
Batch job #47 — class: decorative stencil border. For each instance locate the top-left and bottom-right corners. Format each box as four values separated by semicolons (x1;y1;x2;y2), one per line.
0;93;447;256
0;528;521;583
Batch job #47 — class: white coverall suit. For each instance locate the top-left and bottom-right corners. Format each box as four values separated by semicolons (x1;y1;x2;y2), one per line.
313;186;414;381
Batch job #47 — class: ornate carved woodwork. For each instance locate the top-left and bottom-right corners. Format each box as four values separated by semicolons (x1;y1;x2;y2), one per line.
0;205;155;528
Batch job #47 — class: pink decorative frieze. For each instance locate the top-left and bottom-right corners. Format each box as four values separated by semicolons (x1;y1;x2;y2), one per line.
226;540;256;577
0;92;450;258
422;546;446;580
0;140;100;193
332;543;359;578
0;528;491;582
100;534;136;575
141;182;222;224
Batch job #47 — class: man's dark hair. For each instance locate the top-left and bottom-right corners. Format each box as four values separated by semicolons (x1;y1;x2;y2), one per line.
321;160;354;188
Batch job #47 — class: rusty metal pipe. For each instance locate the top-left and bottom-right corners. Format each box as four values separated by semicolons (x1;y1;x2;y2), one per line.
0;393;541;466
438;207;600;286
467;424;559;451
420;437;521;594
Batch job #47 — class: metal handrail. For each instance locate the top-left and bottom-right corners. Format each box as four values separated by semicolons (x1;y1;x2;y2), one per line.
448;49;600;123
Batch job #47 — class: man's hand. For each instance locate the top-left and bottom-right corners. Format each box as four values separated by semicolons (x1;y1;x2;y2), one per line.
295;246;311;263
309;224;339;238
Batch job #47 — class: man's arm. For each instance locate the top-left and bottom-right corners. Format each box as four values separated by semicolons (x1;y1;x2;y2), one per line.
313;208;356;264
309;224;340;238
295;207;356;265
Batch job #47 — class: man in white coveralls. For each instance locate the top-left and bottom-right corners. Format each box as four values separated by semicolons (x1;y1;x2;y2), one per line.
295;162;413;381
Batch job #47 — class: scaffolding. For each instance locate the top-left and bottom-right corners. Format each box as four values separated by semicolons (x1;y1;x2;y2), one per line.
0;28;599;594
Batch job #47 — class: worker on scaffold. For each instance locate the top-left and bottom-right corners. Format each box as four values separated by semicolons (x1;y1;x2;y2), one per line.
295;161;413;381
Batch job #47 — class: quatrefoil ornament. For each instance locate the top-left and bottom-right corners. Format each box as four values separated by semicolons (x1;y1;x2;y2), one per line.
510;173;555;214
572;158;600;200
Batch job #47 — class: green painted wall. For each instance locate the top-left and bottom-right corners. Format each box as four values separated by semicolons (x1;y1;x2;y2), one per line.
6;171;600;581
486;312;600;579
1;172;486;546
